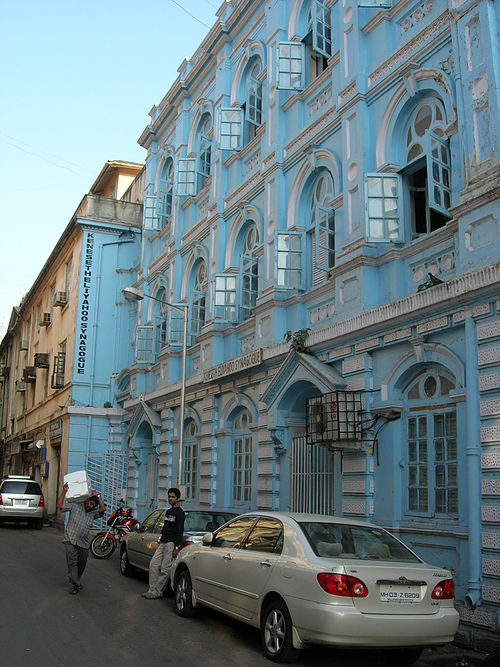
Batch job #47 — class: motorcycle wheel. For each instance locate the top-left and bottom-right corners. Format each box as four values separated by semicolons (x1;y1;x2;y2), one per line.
90;534;115;559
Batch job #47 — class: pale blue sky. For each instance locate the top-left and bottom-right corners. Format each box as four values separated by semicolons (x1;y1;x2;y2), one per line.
0;0;219;337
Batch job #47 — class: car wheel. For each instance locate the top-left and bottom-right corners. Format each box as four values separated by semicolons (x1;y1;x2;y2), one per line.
383;648;423;665
120;546;134;576
175;570;196;618
261;599;300;663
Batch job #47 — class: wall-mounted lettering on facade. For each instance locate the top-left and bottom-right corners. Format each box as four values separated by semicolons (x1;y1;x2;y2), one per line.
203;349;263;383
49;419;62;440
77;233;94;375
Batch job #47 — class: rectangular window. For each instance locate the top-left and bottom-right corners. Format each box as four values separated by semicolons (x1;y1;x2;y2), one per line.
233;436;252;504
218;108;243;151
176;158;197;196
157;177;173;226
213;275;237;322
426;131;452;216
135;325;154;363
143;195;159;230
155;318;167;354
183;442;198;501
190;290;206;338
365;173;402;243
315;206;335;271
275;232;303;289
168;307;185;347
241;255;259;320
434;412;457;514
247;77;262;126
408;410;458;515
51;352;66;389
312;0;332;59
408;416;428;513
277;42;305;90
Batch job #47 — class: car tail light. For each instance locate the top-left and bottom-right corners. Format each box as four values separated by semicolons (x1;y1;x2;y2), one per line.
432;579;454;599
0;494;3;505
317;573;368;597
179;540;194;551
38;494;45;507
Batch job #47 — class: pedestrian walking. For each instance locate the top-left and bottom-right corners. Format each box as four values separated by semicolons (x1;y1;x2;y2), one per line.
57;482;106;595
142;487;185;599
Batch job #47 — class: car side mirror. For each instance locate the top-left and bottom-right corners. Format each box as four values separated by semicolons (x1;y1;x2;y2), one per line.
202;532;214;545
134;523;141;532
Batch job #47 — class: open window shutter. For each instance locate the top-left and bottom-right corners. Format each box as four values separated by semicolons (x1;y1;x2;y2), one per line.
218;108;243;150
157;177;171;226
277;42;305;90
247;77;262;126
315;205;335;271
168;307;185;347
190;289;206;338
143;195;159;230
240;254;259;317
365;173;402;243
312;0;332;58
275;232;304;289
155;317;167;355
176;158;197;196
426;131;452;217
213;274;238;323
135;325;154;363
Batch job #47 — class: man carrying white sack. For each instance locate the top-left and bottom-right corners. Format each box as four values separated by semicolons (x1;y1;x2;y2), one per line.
56;482;106;595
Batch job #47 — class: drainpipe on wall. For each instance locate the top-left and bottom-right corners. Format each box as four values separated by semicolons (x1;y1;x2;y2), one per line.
464;310;482;610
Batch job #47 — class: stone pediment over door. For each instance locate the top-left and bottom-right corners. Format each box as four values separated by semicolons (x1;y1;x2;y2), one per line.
261;350;346;424
127;397;162;440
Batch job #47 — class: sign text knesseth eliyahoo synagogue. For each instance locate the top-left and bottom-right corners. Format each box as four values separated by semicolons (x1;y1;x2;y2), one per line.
77;232;94;375
203;349;263;383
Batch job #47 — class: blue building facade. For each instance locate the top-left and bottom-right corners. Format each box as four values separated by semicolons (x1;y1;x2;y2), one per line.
118;0;500;636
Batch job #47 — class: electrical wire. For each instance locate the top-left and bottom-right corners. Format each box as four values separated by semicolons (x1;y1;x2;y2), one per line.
168;0;212;29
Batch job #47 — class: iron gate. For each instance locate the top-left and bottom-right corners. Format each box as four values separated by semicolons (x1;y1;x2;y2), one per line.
290;432;335;515
87;452;128;529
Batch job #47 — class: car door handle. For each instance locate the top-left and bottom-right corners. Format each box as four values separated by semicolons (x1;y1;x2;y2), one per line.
223;553;232;560
260;560;272;567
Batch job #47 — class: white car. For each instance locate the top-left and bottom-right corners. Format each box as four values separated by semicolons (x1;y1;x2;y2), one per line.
171;512;459;664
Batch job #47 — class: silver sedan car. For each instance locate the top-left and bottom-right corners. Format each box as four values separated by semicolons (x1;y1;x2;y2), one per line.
171;512;459;664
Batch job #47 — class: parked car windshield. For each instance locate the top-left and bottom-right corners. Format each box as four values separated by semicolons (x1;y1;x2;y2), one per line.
299;521;421;563
1;481;41;494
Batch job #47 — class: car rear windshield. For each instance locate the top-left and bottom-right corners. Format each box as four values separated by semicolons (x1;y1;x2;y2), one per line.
299;521;421;563
185;512;237;532
1;481;41;494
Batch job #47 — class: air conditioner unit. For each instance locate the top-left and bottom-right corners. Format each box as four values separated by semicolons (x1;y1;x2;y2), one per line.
23;366;37;383
51;373;64;389
307;391;365;449
53;291;68;307
16;380;26;392
34;353;50;368
20;340;29;351
39;313;52;327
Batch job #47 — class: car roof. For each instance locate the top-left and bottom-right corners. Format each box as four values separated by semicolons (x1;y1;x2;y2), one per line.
4;475;33;480
233;511;379;529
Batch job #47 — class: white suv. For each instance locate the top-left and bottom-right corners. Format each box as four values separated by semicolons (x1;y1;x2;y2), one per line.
0;475;44;529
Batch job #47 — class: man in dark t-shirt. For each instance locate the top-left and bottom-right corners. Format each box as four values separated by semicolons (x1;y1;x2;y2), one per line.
142;487;185;599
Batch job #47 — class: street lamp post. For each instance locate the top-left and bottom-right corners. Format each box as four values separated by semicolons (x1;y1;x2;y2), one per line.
122;286;188;490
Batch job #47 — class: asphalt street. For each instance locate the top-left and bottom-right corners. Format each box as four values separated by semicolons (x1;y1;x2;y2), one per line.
0;523;485;667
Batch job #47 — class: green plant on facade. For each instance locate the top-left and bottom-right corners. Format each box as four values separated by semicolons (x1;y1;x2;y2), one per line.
284;328;312;354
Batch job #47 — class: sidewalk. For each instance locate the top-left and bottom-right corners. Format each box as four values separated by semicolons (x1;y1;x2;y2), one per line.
417;644;500;667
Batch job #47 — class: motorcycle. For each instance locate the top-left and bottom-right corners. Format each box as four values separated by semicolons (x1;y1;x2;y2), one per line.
90;501;139;559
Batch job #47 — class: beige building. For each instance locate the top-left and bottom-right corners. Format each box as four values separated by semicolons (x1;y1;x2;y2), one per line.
0;161;143;519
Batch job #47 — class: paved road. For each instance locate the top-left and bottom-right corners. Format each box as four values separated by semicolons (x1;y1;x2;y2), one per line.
1;523;477;667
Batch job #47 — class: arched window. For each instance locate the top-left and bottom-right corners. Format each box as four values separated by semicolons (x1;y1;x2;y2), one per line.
232;408;253;506
404;367;458;516
157;159;174;227
191;261;207;338
246;61;262;143
241;223;260;319
277;0;332;90
182;420;198;501
198;114;213;191
308;170;335;287
365;95;452;245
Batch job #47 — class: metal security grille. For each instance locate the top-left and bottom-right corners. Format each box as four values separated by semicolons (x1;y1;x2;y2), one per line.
290;432;334;515
306;391;364;448
87;452;128;529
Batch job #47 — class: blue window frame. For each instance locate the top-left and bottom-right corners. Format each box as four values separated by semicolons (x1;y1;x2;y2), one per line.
213;275;237;323
157;160;174;226
218;108;243;150
143;195;159;230
232;409;253;506
176;158;197;197
135;325;154;363
311;0;332;59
